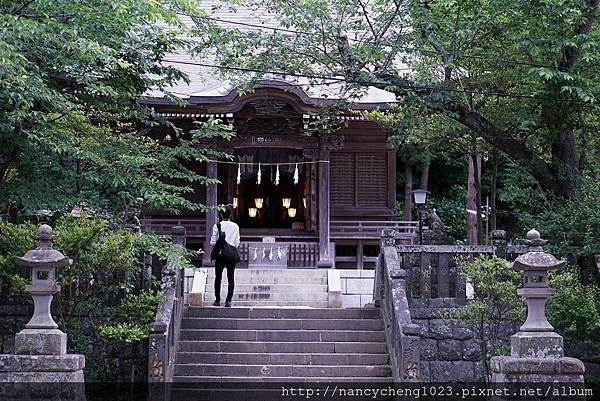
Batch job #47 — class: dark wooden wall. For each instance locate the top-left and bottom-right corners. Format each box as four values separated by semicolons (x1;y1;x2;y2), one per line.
331;121;396;219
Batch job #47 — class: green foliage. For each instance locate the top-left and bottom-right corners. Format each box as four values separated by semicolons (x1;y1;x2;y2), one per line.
429;185;468;242
547;267;600;349
198;0;600;199
0;220;36;293
453;256;524;381
497;165;549;215
99;323;150;344
0;216;193;381
99;289;164;344
523;179;600;258
0;0;232;217
114;291;164;324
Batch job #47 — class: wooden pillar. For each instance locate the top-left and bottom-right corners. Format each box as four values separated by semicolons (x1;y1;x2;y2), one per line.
203;160;218;267
404;162;413;221
317;150;332;268
356;240;364;270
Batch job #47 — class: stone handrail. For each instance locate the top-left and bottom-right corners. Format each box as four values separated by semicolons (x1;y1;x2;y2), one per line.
148;226;186;395
374;230;420;382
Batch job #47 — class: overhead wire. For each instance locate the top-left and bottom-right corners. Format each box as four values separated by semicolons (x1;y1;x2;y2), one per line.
177;11;569;70
161;58;596;104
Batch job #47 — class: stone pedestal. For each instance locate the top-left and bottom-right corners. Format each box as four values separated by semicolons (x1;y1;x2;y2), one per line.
0;225;86;400
0;354;85;401
14;329;67;355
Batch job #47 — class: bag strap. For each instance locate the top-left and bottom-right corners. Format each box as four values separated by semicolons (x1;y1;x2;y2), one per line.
217;222;226;241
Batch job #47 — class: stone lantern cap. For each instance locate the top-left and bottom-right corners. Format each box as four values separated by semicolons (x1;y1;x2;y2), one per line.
14;225;69;269
510;229;564;272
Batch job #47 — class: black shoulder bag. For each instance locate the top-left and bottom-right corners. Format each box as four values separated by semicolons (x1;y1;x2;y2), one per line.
211;222;240;264
210;222;226;261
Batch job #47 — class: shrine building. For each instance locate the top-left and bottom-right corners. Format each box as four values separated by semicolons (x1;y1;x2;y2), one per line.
139;12;416;270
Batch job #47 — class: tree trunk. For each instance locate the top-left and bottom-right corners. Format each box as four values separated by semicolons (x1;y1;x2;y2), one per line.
420;162;430;191
467;155;481;245
550;128;579;198
404;162;413;221
472;154;484;244
490;150;498;231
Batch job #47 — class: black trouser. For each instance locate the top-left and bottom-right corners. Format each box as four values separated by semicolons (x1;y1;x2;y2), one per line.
214;258;235;303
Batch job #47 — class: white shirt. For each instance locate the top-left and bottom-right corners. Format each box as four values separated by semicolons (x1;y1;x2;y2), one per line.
210;220;240;248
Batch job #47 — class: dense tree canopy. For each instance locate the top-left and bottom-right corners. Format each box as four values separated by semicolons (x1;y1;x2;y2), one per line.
0;0;230;219
194;0;600;199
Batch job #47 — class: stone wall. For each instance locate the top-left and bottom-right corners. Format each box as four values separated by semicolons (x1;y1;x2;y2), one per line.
410;298;519;382
339;270;374;307
0;295;147;382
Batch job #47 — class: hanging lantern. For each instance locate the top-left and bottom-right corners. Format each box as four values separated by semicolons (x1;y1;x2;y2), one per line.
255;198;264;209
248;207;258;218
293;163;299;185
288;208;297;218
275;164;280;186
236;163;241;185
282;197;291;208
232;197;238;209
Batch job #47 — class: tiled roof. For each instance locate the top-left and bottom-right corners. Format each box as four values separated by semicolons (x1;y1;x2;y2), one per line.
146;1;397;106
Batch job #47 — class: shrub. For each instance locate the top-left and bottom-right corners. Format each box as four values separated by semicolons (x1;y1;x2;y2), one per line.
0;215;196;381
453;255;524;381
547;267;600;350
99;323;150;343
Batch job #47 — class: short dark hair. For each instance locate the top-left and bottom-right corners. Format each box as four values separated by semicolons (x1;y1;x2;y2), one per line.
220;205;233;220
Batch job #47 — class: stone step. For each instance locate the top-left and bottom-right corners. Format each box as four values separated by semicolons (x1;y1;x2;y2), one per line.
204;284;328;293
184;307;382;319
177;341;388;354
205;276;328;285
171;376;392;383
174;364;392;377
180;318;384;331
203;293;329;302
206;269;327;277
206;301;330;307
179;329;386;342
176;352;389;365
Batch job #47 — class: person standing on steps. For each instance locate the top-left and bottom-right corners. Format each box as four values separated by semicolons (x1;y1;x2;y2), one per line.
210;205;240;307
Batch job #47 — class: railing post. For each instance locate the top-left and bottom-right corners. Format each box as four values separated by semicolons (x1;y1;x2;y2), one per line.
148;225;187;401
381;228;396;247
377;233;420;382
375;229;397;307
490;229;507;258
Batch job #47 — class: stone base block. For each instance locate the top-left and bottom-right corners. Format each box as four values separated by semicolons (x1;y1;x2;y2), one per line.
0;354;85;373
0;380;85;401
491;356;585;400
0;354;85;401
14;329;66;355
511;331;563;358
492;356;585;377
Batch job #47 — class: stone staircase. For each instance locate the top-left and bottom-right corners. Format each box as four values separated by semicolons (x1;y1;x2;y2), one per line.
174;306;391;383
172;268;391;386
204;268;329;307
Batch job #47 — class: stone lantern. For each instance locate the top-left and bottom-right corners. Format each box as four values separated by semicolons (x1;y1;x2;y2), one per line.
14;224;70;355
491;229;584;395
509;228;564;355
0;225;85;396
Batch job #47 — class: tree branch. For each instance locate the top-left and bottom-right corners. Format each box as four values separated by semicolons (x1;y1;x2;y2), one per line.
445;100;564;195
